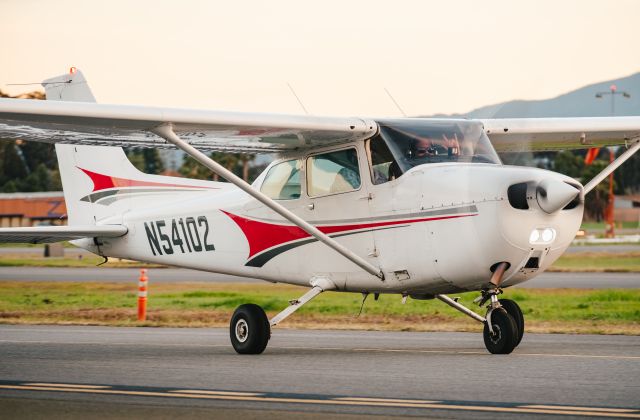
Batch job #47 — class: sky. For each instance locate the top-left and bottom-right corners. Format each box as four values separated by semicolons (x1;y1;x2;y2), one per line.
2;0;639;117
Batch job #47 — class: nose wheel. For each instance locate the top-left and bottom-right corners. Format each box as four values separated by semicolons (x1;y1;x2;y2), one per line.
498;298;524;347
436;262;525;355
483;307;518;354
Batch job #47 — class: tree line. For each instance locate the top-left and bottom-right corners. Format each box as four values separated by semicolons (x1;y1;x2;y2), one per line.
501;148;640;221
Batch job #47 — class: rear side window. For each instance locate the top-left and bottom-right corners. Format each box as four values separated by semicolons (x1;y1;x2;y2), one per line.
260;159;301;200
307;149;361;197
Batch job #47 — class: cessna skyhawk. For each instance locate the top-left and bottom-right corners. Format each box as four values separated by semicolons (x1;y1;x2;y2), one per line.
0;69;638;354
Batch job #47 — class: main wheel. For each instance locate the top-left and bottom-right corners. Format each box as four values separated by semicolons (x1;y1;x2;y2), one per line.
499;299;524;347
230;304;270;354
483;308;518;354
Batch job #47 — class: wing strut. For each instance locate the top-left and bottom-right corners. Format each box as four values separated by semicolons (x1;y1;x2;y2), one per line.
151;124;385;280
583;138;640;194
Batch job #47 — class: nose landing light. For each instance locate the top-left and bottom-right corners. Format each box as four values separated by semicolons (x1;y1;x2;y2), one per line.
529;228;556;244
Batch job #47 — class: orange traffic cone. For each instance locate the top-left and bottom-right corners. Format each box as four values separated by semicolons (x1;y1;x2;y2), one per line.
138;269;148;321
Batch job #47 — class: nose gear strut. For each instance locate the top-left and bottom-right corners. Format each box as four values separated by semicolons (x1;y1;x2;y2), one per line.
435;261;521;354
475;262;510;335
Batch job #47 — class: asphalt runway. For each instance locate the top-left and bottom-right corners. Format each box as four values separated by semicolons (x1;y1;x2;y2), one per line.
0;266;638;288
1;326;639;419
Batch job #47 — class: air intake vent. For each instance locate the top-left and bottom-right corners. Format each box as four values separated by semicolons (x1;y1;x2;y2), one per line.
562;182;583;210
563;196;581;210
524;257;539;269
508;183;529;210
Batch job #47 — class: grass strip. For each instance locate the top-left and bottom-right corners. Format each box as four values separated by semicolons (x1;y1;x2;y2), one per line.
0;254;162;268
1;281;638;335
0;251;638;272
546;252;640;272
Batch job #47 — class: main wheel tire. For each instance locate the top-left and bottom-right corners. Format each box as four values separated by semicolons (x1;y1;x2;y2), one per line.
499;299;524;347
483;308;518;354
230;304;270;354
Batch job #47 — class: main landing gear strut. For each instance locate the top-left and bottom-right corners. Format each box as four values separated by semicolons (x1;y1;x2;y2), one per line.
436;262;524;354
229;277;335;354
229;265;524;355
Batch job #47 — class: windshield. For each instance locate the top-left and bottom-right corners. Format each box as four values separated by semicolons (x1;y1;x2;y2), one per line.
377;119;501;173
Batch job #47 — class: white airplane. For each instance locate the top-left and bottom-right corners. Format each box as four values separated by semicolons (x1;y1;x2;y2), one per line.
0;69;639;355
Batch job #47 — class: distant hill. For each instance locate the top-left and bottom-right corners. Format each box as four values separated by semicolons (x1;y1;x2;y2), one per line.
426;72;640;118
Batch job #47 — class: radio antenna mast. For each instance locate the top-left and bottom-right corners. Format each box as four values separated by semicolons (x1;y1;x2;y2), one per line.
384;87;407;117
287;82;309;115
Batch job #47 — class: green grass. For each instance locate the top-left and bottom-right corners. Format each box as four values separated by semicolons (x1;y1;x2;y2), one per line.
0;242;77;249
580;221;640;230
1;282;638;334
0;254;162;268
549;252;640;272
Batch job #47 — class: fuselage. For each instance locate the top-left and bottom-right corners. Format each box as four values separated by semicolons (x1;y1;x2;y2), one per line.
76;129;584;295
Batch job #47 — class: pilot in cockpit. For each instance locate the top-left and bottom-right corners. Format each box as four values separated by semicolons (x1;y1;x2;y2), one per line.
409;132;461;160
410;137;437;159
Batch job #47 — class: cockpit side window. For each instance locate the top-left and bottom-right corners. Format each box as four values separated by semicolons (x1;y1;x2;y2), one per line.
260;159;301;200
367;134;402;184
307;148;361;197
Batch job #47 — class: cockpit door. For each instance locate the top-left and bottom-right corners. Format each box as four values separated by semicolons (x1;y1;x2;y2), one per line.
303;145;378;285
365;135;440;289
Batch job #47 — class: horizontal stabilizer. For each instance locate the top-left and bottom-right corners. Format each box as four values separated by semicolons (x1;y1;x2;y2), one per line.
0;225;128;244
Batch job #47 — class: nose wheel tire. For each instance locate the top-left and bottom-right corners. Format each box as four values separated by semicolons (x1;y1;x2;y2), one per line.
230;304;270;354
499;299;524;347
483;308;518;354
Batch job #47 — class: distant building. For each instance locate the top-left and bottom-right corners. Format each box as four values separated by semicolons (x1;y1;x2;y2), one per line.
614;195;640;223
0;192;66;227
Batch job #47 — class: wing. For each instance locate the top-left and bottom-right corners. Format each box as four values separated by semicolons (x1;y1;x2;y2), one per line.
0;98;377;153
0;225;127;244
481;117;640;152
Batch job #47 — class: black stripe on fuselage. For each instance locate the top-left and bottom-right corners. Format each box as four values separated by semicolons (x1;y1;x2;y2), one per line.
245;225;408;267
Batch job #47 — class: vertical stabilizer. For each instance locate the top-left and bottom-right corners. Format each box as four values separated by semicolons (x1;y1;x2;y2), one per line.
44;69;220;227
45;69;138;226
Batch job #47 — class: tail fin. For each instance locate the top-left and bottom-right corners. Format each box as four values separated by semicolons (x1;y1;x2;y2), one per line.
45;70;155;226
45;69;220;226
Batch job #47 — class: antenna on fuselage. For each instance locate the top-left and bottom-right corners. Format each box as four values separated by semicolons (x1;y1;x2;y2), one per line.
287;82;309;115
384;87;407;117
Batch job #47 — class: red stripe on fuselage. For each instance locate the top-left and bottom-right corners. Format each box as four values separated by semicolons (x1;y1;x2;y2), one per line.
77;167;216;193
222;211;476;259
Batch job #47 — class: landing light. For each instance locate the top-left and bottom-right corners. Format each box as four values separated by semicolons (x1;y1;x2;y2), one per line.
529;230;540;243
529;228;556;245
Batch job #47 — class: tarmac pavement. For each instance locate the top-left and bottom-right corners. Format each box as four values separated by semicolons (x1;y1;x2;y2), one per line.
1;325;639;419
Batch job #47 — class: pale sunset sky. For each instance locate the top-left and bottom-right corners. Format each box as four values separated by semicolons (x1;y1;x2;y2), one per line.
2;0;639;117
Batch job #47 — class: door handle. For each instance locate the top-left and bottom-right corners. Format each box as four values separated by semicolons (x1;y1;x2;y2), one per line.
307;203;315;210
